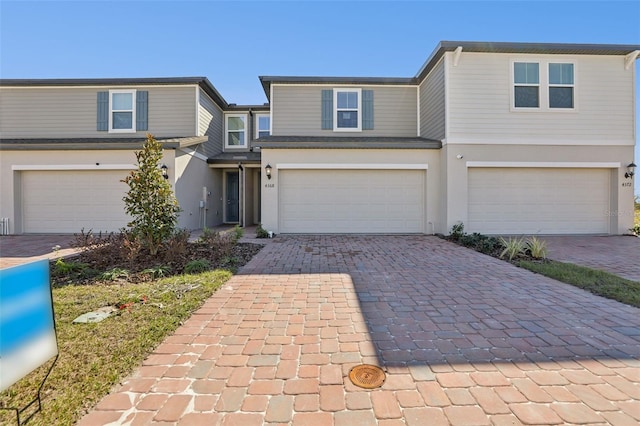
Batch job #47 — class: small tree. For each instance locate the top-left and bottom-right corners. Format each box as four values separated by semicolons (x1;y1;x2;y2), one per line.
122;134;180;255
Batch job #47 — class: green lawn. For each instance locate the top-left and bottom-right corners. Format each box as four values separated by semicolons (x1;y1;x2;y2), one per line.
0;270;232;426
519;260;640;308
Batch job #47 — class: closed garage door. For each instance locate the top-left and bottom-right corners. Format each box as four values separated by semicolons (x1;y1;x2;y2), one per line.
279;169;425;233
468;168;610;234
22;170;131;233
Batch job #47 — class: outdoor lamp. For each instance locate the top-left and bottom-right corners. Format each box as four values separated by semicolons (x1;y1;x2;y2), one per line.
161;164;169;179
625;162;636;179
265;164;272;180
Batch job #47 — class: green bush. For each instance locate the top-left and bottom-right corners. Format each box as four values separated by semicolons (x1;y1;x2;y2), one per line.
99;268;130;281
142;265;172;279
122;134;181;255
54;258;89;275
255;224;269;239
232;225;244;242
499;236;527;261
449;222;465;241
525;236;548;259
184;259;210;274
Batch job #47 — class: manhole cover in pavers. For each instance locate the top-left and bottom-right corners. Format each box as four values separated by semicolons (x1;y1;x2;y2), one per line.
349;364;386;389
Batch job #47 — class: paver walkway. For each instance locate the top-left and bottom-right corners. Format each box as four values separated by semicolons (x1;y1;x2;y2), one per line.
79;235;640;425
0;234;78;269
543;236;640;282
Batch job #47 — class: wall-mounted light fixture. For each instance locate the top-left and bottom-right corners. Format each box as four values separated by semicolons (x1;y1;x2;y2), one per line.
265;164;272;180
625;162;636;179
161;164;169;180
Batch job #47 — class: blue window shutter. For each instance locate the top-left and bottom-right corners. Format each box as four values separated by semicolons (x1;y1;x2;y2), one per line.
136;91;148;131
97;91;108;131
321;89;333;130
362;89;374;130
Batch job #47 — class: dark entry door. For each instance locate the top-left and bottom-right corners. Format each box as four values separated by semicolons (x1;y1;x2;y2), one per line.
226;172;239;222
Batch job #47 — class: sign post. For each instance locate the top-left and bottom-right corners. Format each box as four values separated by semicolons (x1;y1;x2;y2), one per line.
0;259;58;425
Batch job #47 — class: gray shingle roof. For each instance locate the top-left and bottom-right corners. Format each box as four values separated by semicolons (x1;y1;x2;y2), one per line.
254;136;442;149
207;152;262;164
0;136;207;150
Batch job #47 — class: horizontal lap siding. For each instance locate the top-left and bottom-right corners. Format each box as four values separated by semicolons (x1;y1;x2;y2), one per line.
272;85;418;137
198;88;223;157
0;86;196;138
419;58;445;140
447;53;634;143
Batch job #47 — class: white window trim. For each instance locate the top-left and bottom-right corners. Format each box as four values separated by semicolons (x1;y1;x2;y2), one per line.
333;88;362;132
511;61;540;110
548;62;575;110
225;113;248;149
510;59;577;112
255;113;271;139
109;89;136;133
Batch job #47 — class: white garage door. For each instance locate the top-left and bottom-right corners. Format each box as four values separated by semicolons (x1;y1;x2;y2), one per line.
468;168;610;234
279;169;425;233
22;170;131;233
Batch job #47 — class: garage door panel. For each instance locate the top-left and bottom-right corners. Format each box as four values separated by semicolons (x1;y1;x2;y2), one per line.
22;170;130;233
279;169;425;233
468;168;609;234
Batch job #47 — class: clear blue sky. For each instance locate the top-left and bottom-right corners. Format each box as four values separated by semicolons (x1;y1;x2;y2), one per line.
1;0;639;195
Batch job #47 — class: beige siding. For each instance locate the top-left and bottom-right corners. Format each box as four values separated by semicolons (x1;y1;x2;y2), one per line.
419;58;446;140
446;52;635;144
0;85;197;138
198;88;224;157
272;85;418;137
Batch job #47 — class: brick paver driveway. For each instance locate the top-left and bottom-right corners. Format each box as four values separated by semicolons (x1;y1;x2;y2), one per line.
80;236;640;425
543;236;640;282
0;234;77;269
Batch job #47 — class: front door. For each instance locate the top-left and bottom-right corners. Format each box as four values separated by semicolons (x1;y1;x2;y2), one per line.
225;171;239;223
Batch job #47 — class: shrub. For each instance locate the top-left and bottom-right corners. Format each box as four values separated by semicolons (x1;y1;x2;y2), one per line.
122;134;181;255
142;265;172;279
99;268;130;281
255;224;269;239
499;236;527;261
232;225;244;242
450;222;465;241
525;236;548;259
184;259;211;274
630;224;640;236
54;258;89;275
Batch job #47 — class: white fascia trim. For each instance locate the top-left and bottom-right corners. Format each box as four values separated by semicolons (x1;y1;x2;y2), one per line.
270;83;417;89
178;147;208;162
445;138;634;146
625;50;640;70
4;83;200;90
416;86;420;137
12;164;136;171
195;86;201;136
466;161;621;168
453;46;463;67
277;163;428;170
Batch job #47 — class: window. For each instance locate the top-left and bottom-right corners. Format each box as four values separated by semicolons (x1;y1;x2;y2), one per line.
334;89;361;131
513;62;539;108
109;89;136;132
225;114;247;148
549;63;574;108
256;114;270;138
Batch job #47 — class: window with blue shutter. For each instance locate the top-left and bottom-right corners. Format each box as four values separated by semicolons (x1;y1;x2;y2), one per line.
136;91;148;131
362;90;374;130
97;92;109;131
321;89;333;130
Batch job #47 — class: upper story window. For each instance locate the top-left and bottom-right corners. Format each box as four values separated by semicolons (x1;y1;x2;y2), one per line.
512;61;575;111
225;114;247;148
256;114;270;138
549;63;574;108
513;63;539;108
109;89;136;132
334;89;361;131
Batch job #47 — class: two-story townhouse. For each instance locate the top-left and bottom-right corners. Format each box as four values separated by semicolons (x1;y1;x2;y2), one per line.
258;41;639;235
0;77;237;234
1;41;638;236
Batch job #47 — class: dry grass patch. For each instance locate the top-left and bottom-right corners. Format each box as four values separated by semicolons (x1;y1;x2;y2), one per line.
0;270;231;426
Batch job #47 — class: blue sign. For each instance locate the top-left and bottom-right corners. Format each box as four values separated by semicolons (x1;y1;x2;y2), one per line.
0;260;58;391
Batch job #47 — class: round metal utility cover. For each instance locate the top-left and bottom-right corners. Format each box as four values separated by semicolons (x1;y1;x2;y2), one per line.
349;364;386;389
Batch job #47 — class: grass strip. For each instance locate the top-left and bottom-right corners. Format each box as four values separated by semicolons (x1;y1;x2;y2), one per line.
0;269;232;426
518;260;640;308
